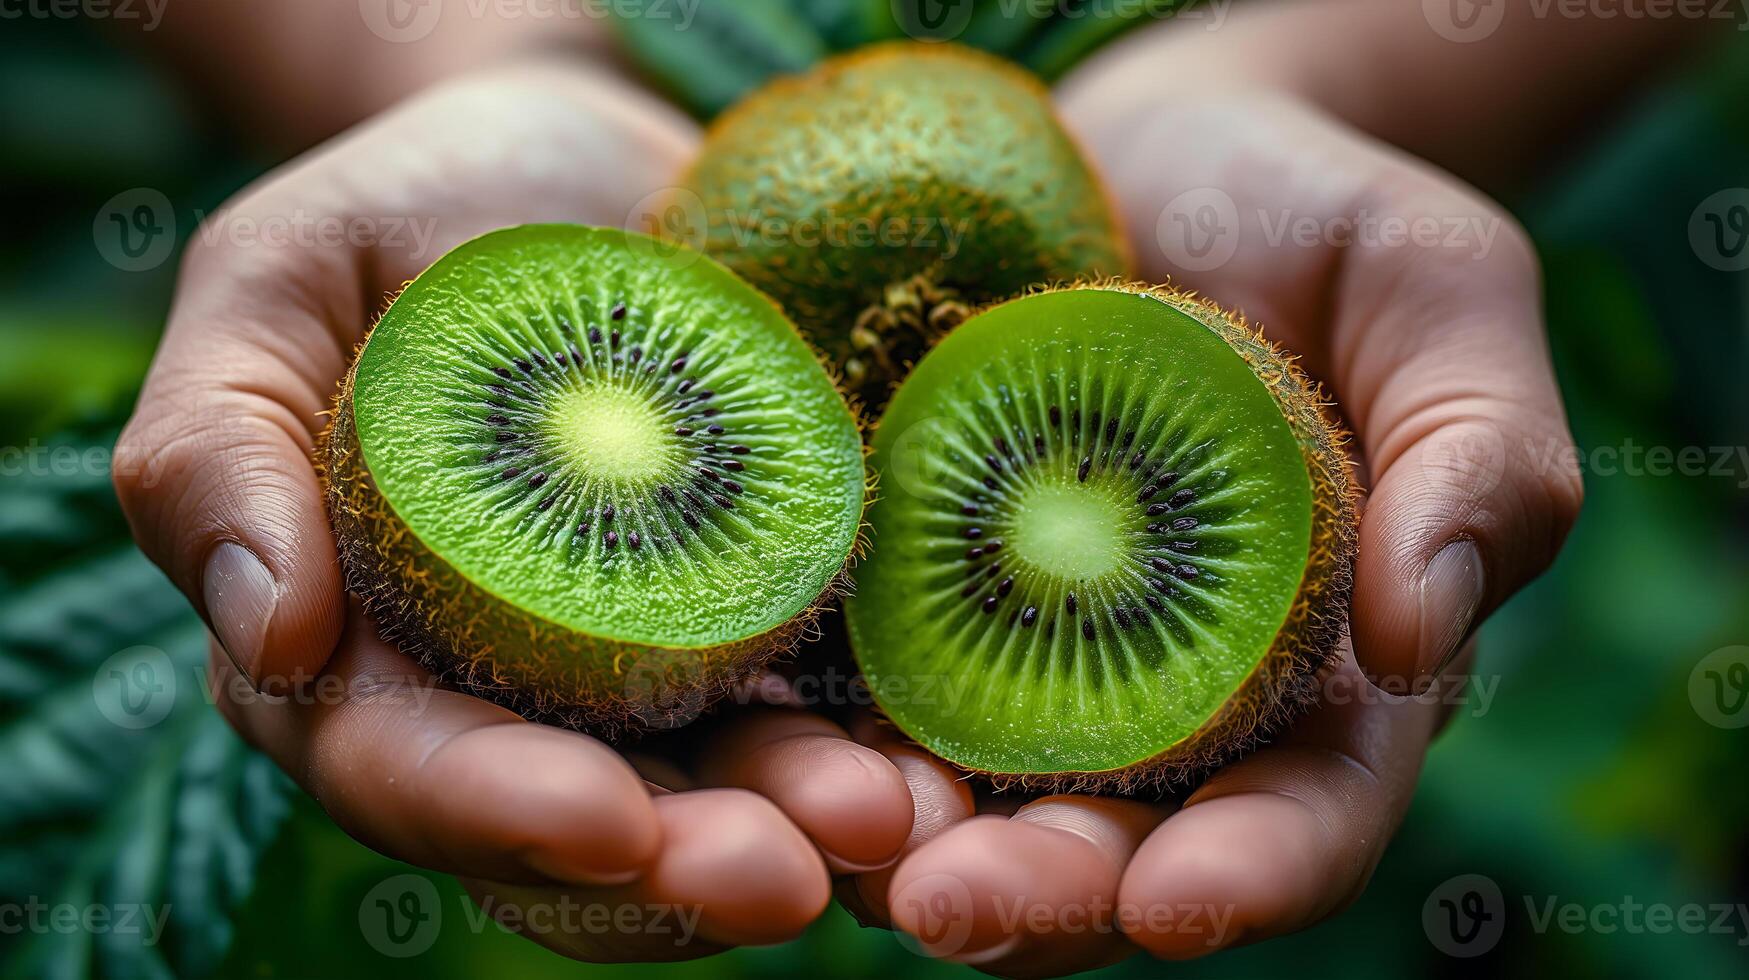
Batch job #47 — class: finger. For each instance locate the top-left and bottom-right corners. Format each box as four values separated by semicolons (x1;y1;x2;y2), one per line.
1118;651;1441;959
841;718;977;926
697;710;914;874
211;611;660;886
459;788;831;960
115;225;362;692
1328;180;1583;691
1057;93;1583;690
885;797;1167;976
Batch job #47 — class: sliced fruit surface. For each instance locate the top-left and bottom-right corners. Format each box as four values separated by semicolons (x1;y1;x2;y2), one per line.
848;287;1325;779
349;224;865;649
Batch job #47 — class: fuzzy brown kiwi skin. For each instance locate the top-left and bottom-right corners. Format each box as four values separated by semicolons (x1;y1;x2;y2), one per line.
316;349;850;738
681;42;1133;409
873;281;1360;797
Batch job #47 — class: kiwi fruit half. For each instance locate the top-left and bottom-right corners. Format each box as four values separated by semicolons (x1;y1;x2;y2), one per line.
845;283;1357;791
320;224;866;731
680;42;1131;406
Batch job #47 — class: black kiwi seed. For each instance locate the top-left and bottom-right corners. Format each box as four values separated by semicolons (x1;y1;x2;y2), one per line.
1077;457;1092;482
967;547;984;560
964;527;983;540
628;531;642;550
604;531;619;549
602;504;616;524
982;596;999;614
984;541;1002;554
528;473;548;489
1066;593;1078;615
722;480;744;495
611;301;627;320
1049;405;1062;427
1081;619;1096;641
1114;607;1132;630
1022;606;1038;627
588;326;603;344
997;578;1014;597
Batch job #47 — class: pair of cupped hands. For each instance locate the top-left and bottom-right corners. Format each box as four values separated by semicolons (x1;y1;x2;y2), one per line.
114;44;1582;975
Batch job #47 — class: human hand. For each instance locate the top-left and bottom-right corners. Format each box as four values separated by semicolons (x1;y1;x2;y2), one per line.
836;71;1584;977
114;60;914;960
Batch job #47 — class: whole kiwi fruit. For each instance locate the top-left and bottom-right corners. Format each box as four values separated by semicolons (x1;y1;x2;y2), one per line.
320;224;867;732
845;283;1358;792
680;42;1131;406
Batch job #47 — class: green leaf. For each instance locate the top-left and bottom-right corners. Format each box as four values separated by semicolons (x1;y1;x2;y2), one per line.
610;0;829;117
0;532;293;976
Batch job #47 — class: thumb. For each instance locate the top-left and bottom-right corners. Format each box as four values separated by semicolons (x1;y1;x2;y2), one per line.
115;236;357;692
1340;229;1585;694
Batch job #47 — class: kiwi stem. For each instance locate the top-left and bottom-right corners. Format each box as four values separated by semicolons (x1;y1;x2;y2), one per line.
846;274;971;402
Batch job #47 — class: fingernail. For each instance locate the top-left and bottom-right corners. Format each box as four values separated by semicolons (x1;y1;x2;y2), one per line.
202;543;278;691
819;846;902;875
1418;540;1485;683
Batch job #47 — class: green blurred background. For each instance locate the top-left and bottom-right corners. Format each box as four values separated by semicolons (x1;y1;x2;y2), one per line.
2;4;1747;978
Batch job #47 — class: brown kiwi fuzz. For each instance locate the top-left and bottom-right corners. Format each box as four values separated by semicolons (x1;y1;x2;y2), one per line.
845;282;1359;793
678;42;1132;408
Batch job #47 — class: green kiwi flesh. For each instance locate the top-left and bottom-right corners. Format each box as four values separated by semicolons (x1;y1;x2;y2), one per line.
845;284;1356;791
321;224;866;731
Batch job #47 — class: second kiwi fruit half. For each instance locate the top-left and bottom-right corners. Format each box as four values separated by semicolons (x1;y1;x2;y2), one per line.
846;283;1359;792
320;225;867;732
681;42;1132;406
